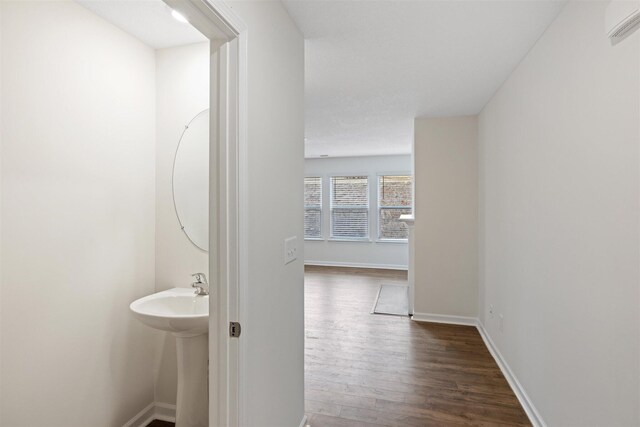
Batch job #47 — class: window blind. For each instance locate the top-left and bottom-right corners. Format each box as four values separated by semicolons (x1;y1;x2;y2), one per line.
304;177;322;238
331;176;369;239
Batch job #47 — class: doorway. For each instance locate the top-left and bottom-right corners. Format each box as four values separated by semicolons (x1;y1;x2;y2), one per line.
162;1;247;425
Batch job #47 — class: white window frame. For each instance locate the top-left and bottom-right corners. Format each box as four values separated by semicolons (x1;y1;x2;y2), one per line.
304;176;323;241
329;175;371;242
376;172;412;243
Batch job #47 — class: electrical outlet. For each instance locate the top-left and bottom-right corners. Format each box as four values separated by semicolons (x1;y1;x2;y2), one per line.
499;314;504;333
489;304;494;317
284;236;297;265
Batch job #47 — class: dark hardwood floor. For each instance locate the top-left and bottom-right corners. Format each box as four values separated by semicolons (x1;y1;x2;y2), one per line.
146;420;174;427
145;266;528;427
304;265;530;427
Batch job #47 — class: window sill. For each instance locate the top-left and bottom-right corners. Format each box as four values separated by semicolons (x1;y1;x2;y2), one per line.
328;238;373;243
305;238;407;243
376;239;408;244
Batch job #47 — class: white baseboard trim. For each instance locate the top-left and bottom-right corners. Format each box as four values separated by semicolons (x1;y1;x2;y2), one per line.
476;322;546;427
122;402;155;427
154;402;177;422
305;260;408;270
298;414;309;427
411;312;478;326
122;402;176;427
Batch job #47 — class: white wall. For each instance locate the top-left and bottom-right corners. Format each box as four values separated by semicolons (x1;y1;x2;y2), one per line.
413;117;478;319
304;155;411;270
155;42;209;294
479;2;639;425
0;1;4;413
0;1;158;425
154;42;209;406
226;2;305;426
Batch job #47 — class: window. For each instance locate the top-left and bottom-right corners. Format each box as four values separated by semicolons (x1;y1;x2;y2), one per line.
331;176;369;239
304;177;322;239
378;175;412;240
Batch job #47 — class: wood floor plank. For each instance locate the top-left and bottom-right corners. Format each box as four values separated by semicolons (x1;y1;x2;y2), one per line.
308;413;383;427
304;265;530;427
306;377;407;403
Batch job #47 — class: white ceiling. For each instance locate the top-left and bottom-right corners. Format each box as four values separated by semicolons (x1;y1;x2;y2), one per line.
76;0;207;49
283;0;566;158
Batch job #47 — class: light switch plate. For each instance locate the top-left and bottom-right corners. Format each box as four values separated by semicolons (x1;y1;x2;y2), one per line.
284;236;298;265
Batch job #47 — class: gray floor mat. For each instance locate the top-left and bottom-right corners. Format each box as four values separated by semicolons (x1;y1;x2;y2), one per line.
373;284;409;316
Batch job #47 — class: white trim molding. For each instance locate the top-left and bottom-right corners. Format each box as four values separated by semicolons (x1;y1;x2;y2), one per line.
160;1;247;425
476;322;546;427
411;312;477;326
398;214;415;315
122;402;176;427
305;260;408;271
154;402;178;422
122;402;154;427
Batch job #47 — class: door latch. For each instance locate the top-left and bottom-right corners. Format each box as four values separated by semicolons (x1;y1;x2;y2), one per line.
229;322;241;338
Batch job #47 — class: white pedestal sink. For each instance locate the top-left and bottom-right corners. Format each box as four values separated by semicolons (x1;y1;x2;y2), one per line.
130;288;209;427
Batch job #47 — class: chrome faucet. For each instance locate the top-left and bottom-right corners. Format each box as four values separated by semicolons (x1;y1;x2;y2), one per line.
191;272;209;296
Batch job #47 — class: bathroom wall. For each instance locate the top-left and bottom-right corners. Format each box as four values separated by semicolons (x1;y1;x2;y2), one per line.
155;42;209;294
154;41;209;406
478;1;639;425
0;1;158;426
304;155;411;269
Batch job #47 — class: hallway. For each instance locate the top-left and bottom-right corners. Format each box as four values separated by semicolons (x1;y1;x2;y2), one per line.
304;266;530;426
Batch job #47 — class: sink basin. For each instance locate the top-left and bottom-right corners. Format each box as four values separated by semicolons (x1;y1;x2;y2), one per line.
130;287;208;336
130;287;209;427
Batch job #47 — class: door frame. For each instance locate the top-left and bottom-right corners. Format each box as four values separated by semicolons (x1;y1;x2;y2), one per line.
161;1;247;425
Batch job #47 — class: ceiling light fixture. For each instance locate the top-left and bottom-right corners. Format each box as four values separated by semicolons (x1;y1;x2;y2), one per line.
171;9;189;24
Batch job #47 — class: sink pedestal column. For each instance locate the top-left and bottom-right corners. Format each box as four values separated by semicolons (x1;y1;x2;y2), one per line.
174;332;208;427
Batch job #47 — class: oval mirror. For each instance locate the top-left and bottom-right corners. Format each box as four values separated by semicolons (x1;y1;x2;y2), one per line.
172;109;209;251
